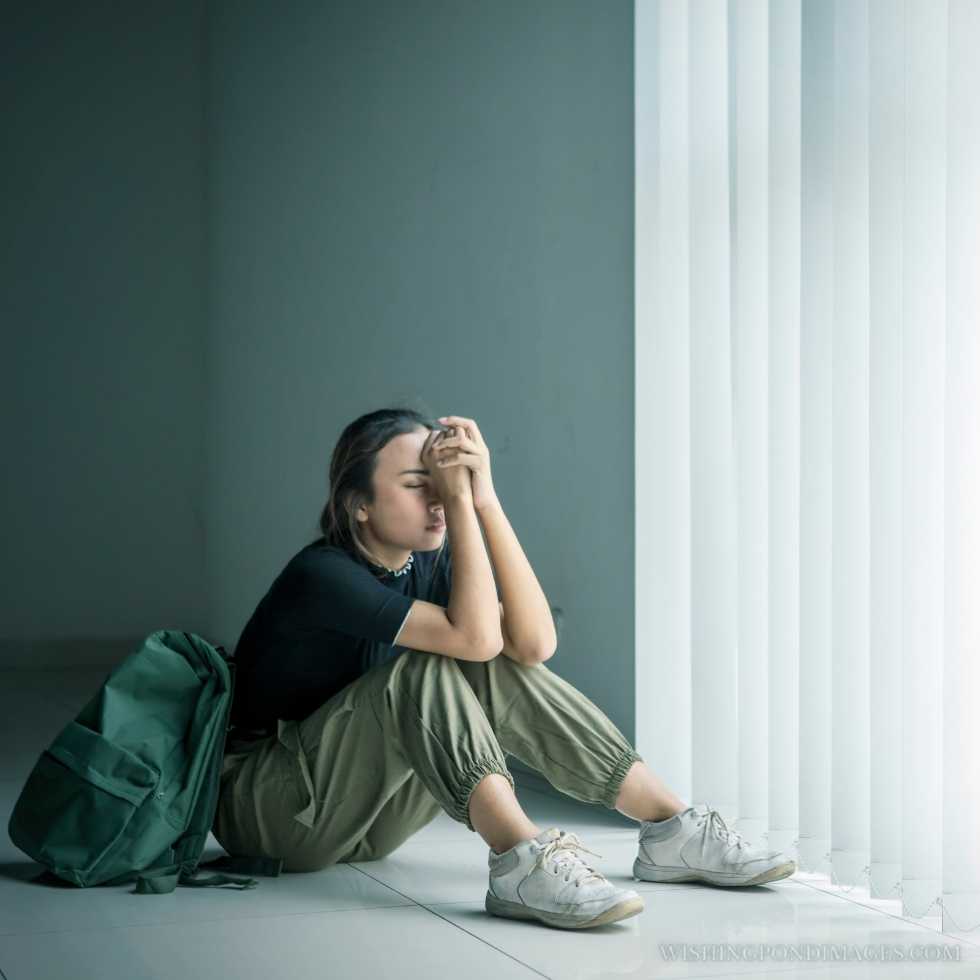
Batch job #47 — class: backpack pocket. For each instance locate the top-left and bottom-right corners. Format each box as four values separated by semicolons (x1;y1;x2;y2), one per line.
9;721;158;883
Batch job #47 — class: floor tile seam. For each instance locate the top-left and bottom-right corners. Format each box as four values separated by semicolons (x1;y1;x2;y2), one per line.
348;863;553;979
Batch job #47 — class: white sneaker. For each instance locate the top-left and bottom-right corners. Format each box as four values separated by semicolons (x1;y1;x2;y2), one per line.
486;827;645;929
633;805;797;886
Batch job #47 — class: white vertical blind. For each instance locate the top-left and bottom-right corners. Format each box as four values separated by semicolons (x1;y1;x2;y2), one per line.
943;0;980;936
635;0;980;934
868;0;905;904
798;0;833;878
688;0;739;822
831;0;871;889
766;0;801;860
901;0;947;918
730;0;770;847
634;0;692;803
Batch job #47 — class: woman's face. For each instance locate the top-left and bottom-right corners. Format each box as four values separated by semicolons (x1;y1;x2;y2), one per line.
357;428;447;554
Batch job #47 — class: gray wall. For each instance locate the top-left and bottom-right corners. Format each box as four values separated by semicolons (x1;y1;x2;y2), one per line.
207;0;635;738
3;0;636;744
1;3;208;666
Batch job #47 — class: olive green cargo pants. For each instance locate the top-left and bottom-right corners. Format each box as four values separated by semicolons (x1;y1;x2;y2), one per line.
211;648;643;872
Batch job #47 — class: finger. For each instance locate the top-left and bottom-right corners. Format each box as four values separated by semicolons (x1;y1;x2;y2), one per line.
436;431;473;449
437;416;482;444
436;451;481;467
423;429;445;460
440;426;482;449
438;416;472;434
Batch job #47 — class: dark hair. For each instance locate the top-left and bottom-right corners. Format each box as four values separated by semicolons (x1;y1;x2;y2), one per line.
317;406;448;579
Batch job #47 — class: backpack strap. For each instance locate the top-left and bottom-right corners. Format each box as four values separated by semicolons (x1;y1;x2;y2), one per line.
132;865;252;893
130;852;283;893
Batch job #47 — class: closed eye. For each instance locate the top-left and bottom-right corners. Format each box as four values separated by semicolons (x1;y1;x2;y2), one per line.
406;484;427;489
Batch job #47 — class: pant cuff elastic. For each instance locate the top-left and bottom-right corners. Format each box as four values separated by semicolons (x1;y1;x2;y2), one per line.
601;746;643;810
454;757;516;832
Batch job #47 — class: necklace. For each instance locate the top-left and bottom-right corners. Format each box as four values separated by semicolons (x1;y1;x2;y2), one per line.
371;551;415;577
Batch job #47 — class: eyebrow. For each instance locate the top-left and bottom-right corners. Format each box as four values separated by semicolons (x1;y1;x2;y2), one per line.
397;468;429;476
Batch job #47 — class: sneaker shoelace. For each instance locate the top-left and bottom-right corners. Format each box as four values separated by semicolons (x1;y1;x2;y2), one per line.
530;831;607;888
694;805;749;852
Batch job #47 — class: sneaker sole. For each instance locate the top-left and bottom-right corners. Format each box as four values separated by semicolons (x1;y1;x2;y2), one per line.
485;890;645;929
633;857;797;887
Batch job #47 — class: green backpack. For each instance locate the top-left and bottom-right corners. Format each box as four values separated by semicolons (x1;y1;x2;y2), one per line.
7;629;283;894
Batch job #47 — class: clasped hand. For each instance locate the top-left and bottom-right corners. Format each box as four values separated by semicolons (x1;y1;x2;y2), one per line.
426;414;498;511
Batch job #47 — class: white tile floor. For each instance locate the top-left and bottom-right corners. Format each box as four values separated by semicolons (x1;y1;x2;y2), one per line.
2;667;978;980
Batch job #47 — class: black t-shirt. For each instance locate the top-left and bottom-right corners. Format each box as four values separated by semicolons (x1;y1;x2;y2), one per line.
229;536;453;733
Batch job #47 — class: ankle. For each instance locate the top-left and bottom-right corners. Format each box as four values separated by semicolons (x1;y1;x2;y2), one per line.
490;826;542;855
641;803;686;824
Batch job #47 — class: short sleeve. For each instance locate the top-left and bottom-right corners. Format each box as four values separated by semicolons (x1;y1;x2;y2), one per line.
295;549;416;647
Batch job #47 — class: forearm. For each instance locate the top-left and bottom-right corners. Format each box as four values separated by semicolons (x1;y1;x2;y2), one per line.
444;493;504;653
476;496;557;659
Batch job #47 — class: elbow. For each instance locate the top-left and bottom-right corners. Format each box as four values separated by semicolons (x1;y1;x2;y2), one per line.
481;634;506;661
467;629;505;662
532;627;559;663
529;644;556;664
512;641;557;665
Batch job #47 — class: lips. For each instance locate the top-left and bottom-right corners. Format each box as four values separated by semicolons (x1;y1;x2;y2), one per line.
427;520;446;530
